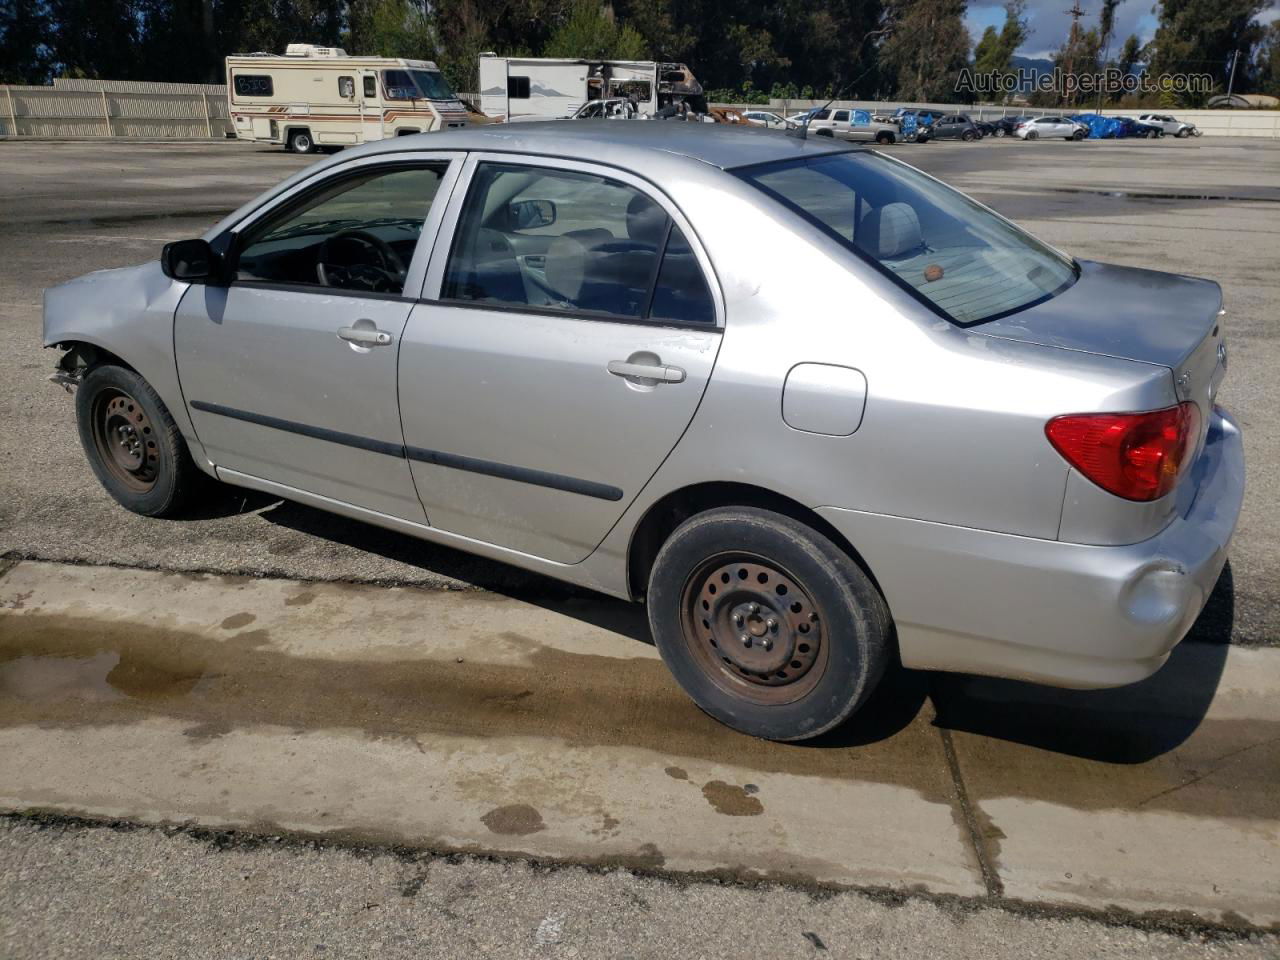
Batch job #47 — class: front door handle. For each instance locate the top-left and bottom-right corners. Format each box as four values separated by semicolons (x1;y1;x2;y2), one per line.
607;360;686;384
338;324;393;347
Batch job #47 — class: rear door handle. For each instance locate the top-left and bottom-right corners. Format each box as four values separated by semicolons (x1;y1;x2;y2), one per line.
607;360;686;383
338;324;393;347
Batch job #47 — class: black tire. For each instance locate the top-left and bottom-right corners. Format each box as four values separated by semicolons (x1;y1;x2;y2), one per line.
1071;130;1085;140
287;129;315;154
875;131;894;145
75;364;200;517
1025;130;1038;141
1176;128;1189;138
961;129;977;141
647;507;891;741
994;127;1006;137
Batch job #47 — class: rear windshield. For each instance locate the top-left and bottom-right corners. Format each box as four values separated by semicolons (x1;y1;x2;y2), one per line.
737;152;1076;325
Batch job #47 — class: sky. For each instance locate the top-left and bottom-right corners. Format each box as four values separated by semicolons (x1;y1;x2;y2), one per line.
964;0;1279;60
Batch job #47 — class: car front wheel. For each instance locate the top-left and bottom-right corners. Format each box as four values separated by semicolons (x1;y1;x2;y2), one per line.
647;507;891;741
961;130;977;141
76;364;200;517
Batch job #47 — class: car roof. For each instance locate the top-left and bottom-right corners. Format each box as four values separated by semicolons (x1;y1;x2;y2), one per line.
332;120;854;172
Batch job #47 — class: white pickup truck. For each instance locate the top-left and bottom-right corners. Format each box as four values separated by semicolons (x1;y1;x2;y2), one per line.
808;108;908;144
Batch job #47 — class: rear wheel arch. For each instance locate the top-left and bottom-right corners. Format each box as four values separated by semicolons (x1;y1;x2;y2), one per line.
625;481;885;605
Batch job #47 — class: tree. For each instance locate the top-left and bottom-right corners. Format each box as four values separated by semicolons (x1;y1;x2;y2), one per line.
972;0;1026;97
542;1;647;59
1145;0;1268;105
1109;31;1143;101
1256;21;1280;96
0;0;52;83
879;0;972;102
345;0;435;59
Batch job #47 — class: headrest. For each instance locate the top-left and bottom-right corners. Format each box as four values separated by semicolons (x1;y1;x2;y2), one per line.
860;202;923;259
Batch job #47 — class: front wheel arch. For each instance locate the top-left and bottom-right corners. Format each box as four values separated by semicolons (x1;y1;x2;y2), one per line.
625;481;885;605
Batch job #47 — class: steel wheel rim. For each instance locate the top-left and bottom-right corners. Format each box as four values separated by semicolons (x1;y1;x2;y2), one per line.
679;553;829;706
90;388;159;493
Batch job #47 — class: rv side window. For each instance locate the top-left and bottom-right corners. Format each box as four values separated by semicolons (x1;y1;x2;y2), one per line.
508;76;531;99
338;76;354;98
363;75;377;98
233;75;273;98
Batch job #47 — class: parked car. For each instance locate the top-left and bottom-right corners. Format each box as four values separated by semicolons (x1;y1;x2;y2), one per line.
990;116;1026;137
1118;116;1164;138
928;114;982;141
808;107;901;144
43;124;1242;742
742;110;790;130
1015;116;1087;140
1138;113;1199;137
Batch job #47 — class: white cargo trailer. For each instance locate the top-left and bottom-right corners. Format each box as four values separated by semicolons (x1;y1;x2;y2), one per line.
478;55;703;121
226;44;469;153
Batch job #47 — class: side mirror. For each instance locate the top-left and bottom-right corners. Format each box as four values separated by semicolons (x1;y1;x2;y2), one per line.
508;198;556;231
161;238;219;282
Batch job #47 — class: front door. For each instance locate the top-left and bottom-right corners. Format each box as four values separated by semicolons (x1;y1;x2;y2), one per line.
175;157;458;520
399;155;723;563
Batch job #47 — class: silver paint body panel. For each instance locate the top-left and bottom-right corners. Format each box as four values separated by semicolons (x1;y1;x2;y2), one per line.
42;122;1245;690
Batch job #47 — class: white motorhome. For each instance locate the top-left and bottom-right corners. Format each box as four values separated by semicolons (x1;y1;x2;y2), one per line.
478;55;703;122
226;44;469;153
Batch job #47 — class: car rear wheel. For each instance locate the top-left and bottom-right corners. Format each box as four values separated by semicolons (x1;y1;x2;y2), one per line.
994;127;1007;137
287;129;315;154
76;364;200;517
647;507;891;741
1025;130;1038;141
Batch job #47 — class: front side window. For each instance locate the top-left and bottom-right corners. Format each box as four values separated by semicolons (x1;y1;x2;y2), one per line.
233;74;273;97
737;152;1076;325
236;164;447;295
442;162;714;324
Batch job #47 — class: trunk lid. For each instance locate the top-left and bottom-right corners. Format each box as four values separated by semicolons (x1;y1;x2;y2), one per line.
977;259;1227;436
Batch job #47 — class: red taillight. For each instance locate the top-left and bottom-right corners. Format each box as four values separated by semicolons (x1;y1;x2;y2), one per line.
1045;402;1200;502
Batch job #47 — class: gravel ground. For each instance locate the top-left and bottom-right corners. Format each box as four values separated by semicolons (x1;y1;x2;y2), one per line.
3;818;1276;960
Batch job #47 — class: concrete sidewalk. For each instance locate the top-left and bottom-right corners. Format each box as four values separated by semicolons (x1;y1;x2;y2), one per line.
0;559;1276;928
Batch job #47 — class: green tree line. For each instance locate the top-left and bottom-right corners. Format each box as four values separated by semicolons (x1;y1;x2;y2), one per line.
1;0;1276;103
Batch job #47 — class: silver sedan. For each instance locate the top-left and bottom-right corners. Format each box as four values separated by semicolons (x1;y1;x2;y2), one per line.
42;123;1244;741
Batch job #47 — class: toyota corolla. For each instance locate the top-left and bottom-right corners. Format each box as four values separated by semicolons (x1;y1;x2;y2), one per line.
42;123;1244;741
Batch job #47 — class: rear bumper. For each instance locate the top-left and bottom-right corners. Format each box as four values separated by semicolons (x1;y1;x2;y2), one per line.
817;407;1245;689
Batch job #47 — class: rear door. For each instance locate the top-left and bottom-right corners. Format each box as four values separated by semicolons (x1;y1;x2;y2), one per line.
398;154;723;563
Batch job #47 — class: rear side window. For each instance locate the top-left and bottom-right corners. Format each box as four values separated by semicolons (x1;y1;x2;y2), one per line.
738;152;1075;325
650;226;714;325
233;74;273;97
508;76;531;99
442;162;714;324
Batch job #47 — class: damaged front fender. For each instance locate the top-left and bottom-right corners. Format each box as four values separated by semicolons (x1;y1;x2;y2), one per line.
42;260;207;462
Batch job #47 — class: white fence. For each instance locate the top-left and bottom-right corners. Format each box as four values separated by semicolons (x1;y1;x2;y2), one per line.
0;78;232;139
712;99;1280;138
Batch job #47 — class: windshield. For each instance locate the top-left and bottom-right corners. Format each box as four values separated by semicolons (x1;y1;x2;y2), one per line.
736;152;1076;325
381;69;456;100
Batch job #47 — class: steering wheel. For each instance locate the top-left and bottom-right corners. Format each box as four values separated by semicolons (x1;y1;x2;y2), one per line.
316;229;407;293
